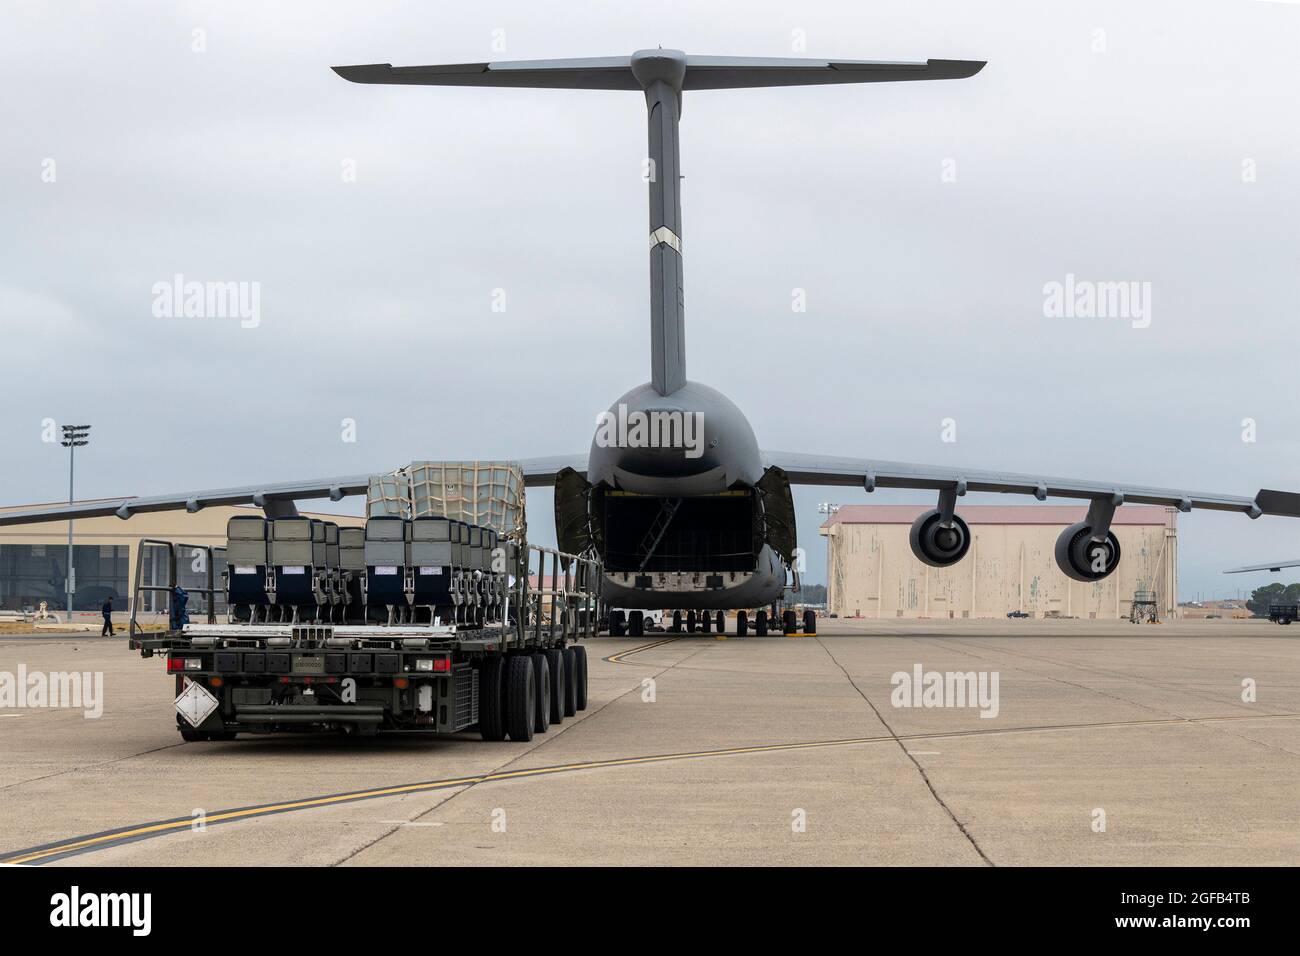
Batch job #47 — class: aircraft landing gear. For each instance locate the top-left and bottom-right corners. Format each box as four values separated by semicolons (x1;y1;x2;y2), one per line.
629;610;644;637
701;611;711;633
608;609;626;637
803;608;817;634
671;610;682;633
686;610;697;633
783;608;798;635
716;611;725;633
755;609;768;636
736;610;748;636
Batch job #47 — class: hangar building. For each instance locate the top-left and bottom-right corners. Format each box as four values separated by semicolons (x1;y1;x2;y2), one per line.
819;504;1178;620
0;500;363;618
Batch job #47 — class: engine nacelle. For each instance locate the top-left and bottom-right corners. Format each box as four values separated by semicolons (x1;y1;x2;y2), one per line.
1054;521;1122;582
908;509;971;568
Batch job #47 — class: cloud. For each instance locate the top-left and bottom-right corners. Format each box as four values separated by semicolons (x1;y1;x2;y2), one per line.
1;0;1297;598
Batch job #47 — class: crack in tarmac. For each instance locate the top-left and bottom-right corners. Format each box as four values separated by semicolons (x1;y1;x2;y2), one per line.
812;635;994;866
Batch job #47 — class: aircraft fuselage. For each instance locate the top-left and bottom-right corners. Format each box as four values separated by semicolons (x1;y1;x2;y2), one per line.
583;381;791;611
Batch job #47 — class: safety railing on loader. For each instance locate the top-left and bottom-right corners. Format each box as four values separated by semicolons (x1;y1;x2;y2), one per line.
520;544;601;645
128;539;226;650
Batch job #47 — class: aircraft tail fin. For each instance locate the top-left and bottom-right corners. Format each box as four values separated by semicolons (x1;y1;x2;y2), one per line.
335;51;985;396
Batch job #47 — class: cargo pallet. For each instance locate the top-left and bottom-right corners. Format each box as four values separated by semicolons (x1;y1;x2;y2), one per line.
128;533;601;742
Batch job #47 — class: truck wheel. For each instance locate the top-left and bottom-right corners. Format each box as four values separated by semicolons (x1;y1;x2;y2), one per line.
180;727;204;742
561;647;578;717
478;655;507;741
756;610;768;637
532;652;551;734
505;655;535;742
804;609;817;634
572;644;589;710
545;647;566;725
736;610;748;637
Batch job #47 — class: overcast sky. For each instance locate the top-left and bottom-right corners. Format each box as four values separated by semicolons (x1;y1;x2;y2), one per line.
1;0;1297;600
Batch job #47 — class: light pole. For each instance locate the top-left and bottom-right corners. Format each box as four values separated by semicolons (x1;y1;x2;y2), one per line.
60;424;90;624
817;502;840;613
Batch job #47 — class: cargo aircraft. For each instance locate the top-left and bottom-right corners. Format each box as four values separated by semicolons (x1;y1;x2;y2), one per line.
5;50;1298;637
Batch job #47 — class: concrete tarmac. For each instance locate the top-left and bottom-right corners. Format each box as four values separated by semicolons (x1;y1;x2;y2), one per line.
0;619;1296;866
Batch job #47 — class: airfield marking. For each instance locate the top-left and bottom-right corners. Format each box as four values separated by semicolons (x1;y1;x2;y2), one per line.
603;637;679;664
5;710;1298;866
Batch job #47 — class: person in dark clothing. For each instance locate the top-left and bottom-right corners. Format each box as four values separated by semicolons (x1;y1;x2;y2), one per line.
169;586;189;632
101;597;114;637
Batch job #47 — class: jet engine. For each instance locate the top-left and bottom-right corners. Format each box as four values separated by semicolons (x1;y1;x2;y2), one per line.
908;509;972;567
1054;521;1122;582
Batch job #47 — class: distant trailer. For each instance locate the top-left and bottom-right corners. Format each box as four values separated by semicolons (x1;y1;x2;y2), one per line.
1268;603;1297;625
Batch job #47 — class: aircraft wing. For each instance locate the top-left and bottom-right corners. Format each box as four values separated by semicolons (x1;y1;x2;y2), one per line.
517;454;588;486
1224;559;1300;574
761;450;1300;519
0;455;587;527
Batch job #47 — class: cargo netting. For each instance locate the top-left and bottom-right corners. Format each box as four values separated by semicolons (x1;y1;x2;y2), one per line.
366;461;526;539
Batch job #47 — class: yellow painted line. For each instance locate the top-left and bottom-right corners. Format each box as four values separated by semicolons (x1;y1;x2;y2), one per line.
7;711;1298;865
3;734;890;865
603;637;678;664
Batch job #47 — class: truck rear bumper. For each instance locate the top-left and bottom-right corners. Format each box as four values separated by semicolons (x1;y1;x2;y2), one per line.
234;704;385;725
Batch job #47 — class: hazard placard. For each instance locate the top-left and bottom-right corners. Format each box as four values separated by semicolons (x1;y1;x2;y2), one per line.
175;680;219;728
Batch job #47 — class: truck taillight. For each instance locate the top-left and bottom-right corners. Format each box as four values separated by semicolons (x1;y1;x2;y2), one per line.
167;658;202;673
433;658;451;672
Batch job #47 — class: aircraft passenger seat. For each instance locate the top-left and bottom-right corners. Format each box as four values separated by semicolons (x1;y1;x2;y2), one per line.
409;516;454;625
225;516;270;623
363;516;410;625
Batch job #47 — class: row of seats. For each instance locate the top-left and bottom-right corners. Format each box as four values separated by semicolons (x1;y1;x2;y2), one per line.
362;515;508;626
224;515;509;627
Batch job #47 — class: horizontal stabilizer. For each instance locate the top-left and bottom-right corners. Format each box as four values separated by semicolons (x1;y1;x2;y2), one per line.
681;56;985;90
333;57;641;90
1224;559;1300;574
333;54;985;92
